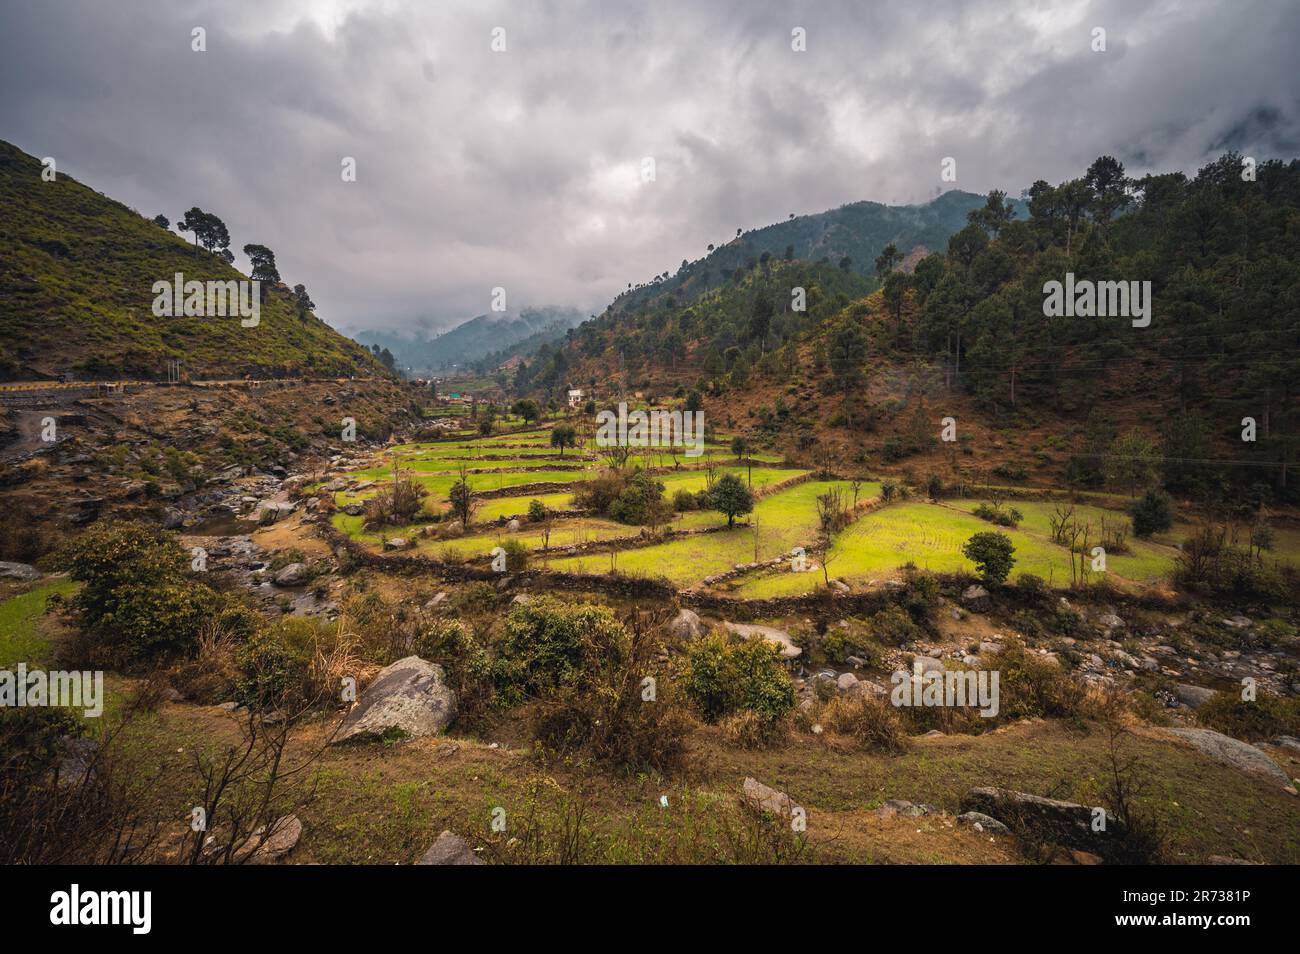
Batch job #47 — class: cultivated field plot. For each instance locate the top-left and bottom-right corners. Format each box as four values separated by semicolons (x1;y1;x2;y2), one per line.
736;499;1189;598
329;429;1300;598
548;480;872;585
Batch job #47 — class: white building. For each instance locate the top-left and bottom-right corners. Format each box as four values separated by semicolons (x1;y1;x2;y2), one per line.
567;388;584;408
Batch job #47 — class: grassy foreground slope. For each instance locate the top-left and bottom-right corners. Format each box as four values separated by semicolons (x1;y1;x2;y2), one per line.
0;139;382;380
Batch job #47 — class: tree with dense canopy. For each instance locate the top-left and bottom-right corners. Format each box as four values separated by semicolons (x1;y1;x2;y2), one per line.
512;398;540;424
550;422;577;456
961;531;1016;585
709;472;754;528
243;243;281;283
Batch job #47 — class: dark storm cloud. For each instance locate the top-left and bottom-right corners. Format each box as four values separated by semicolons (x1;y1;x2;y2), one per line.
1;0;1296;333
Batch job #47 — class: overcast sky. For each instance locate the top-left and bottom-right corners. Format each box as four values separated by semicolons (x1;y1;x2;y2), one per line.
2;0;1297;335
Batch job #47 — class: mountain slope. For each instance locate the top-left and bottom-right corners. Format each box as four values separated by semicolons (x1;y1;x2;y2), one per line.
356;305;586;373
610;190;1017;316
0;140;383;381
526;154;1300;501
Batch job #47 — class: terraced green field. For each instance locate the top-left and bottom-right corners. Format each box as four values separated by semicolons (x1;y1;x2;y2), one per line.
427;518;640;561
547;480;868;585
476;492;578;522
327;427;1300;600
734;499;1185;598
328;426;811;553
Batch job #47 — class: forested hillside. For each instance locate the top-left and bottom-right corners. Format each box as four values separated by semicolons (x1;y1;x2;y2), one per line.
609;189;1012;318
531;154;1300;504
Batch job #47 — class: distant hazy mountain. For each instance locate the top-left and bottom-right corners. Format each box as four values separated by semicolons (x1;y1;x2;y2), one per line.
356;305;585;373
610;189;1024;314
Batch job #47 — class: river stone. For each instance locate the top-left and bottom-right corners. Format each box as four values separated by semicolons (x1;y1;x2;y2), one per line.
273;562;309;586
333;656;457;744
1166;728;1292;787
417;830;483;865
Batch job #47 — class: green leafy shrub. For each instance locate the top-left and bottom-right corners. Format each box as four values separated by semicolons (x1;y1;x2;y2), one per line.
898;570;941;622
492;597;628;704
1129;490;1173;538
59;520;256;664
415;619;493;719
500;538;530;572
572;469;628;514
982;640;1086;721
609;470;673;527
527;499;547;523
821;626;877;665
868;604;926;646
492;599;690;771
234;623;314;709
1016;573;1049;600
973;503;1023;528
683;633;795;726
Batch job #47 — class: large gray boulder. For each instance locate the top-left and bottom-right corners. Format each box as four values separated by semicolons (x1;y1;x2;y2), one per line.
741;777;794;817
273;562;309;586
669;608;704;640
241;814;302;864
417;830;483;865
0;562;41;581
1166;728;1293;787
960;787;1116;851
1174;684;1217;710
961;585;990;611
333;656;457;744
957;811;1010;834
